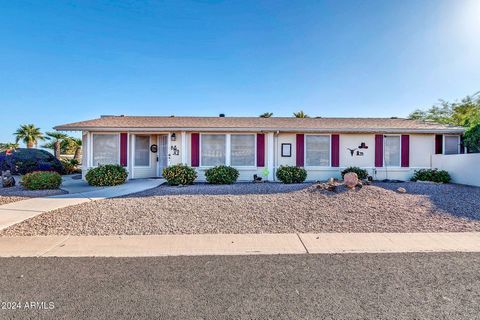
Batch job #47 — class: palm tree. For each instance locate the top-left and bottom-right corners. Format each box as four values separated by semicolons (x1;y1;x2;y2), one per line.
259;112;273;118
14;124;44;148
0;142;19;152
64;137;82;161
43;132;68;159
293;110;309;118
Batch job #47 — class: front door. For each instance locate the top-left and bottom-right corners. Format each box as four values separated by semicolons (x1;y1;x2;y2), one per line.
157;134;169;177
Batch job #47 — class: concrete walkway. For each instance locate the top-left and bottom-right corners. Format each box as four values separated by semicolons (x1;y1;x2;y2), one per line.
0;232;479;257
0;179;164;231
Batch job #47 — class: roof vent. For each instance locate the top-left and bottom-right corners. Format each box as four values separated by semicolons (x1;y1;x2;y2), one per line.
219;113;225;117
390;116;398;119
100;114;124;118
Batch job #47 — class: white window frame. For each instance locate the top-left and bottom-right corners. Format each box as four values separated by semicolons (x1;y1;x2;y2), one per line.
90;133;121;167
304;134;332;168
134;135;151;167
230;133;257;168
199;133;228;168
199;133;258;168
443;135;461;155
383;134;401;168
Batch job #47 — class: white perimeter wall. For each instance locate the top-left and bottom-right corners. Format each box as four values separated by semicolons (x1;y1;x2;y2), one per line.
432;154;480;187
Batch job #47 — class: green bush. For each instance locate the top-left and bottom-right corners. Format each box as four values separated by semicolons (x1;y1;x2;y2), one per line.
61;159;81;174
341;166;368;180
85;164;128;186
204;165;239;184
411;169;451;183
21;171;62;190
276;165;307;184
163;164;197;186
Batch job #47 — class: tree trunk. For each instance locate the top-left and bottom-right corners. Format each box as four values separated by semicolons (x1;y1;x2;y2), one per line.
54;142;61;159
73;147;81;162
27;141;34;148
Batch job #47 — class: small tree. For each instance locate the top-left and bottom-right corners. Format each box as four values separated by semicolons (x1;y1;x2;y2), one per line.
43;132;68;159
293;110;309;118
62;137;82;161
259;112;273;118
0;143;19;152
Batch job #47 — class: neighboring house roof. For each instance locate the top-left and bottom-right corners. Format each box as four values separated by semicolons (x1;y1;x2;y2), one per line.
54;116;465;133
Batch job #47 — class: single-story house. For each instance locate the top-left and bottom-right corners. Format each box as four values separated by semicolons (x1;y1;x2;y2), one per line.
55;115;465;182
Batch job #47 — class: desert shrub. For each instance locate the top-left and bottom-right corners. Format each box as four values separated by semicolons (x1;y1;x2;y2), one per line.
85;164;128;186
276;165;307;184
341;166;368;180
204;165;239;184
61;159;81;174
411;169;451;183
163;164;197;186
0;148;65;175
21;171;62;190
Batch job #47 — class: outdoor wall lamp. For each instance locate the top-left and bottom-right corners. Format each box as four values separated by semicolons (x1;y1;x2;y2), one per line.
171;133;176;141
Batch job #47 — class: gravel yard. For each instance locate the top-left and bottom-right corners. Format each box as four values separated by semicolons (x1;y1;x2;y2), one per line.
0;185;66;205
2;181;480;236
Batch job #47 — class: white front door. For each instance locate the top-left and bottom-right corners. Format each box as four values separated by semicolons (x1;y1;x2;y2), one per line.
157;134;169;177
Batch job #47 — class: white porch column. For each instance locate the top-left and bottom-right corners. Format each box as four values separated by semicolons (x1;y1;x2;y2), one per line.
267;132;274;181
131;134;135;179
226;134;231;166
181;131;187;164
82;131;89;180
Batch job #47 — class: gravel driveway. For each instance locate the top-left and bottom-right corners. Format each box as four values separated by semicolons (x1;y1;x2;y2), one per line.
2;181;480;236
0;186;66;205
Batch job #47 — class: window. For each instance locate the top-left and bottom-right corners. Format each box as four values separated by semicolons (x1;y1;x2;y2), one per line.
444;135;460;155
384;135;400;167
231;134;255;166
135;135;150;166
305;135;330;166
92;134;119;166
201;134;226;166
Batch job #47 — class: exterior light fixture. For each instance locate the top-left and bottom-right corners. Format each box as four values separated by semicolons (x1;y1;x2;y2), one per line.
171;133;176;141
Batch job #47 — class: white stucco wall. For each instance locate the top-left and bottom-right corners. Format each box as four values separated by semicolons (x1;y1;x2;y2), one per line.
81;130;446;182
339;134;375;168
432;154;480;187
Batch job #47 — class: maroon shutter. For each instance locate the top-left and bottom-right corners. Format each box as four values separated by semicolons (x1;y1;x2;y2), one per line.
375;134;383;167
435;135;443;154
256;133;265;167
120;133;128;167
296;134;304;167
401;135;410;167
191;133;199;167
331;134;340;167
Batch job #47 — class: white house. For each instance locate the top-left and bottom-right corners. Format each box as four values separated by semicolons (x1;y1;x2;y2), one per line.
55;115;465;182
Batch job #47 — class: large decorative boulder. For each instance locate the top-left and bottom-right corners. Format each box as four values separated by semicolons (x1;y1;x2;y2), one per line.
0;148;65;175
344;172;359;189
1;170;15;188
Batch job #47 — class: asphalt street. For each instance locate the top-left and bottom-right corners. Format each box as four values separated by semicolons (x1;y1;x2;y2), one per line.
0;253;479;319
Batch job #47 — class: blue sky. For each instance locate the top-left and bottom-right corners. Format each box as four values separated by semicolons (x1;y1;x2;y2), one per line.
1;0;479;144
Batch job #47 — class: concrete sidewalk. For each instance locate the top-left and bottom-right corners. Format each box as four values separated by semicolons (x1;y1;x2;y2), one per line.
0;232;479;257
0;179;164;231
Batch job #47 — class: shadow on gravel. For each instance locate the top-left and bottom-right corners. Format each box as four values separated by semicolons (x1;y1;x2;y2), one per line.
121;182;312;198
374;182;480;221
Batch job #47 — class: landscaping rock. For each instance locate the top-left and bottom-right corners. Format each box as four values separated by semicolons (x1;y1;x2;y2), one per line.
1;170;15;188
344;172;359;189
397;187;406;193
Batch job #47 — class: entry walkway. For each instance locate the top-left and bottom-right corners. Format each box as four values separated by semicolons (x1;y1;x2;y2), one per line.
0;179;164;231
0;233;479;257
